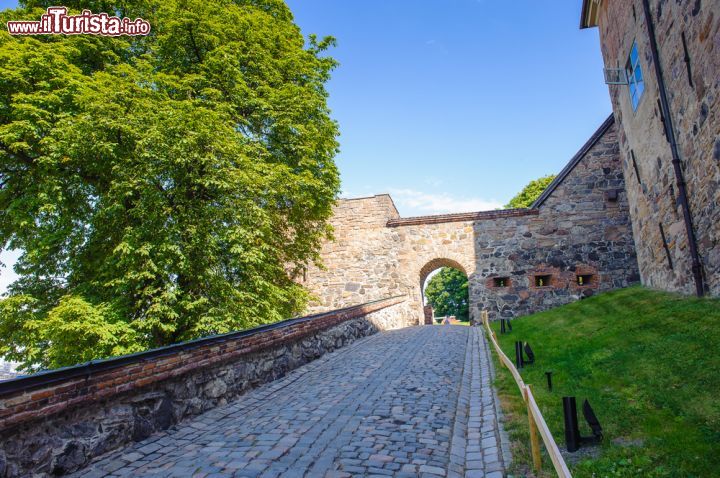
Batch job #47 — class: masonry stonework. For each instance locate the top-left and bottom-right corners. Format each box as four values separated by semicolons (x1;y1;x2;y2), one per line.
0;298;413;477
305;118;641;321
583;0;720;296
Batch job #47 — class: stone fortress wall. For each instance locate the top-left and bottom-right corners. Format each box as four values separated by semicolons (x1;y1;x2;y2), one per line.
0;297;414;477
586;0;720;296
305;117;641;321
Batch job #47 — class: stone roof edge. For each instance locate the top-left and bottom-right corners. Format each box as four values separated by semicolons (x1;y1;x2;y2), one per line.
580;0;601;29
530;113;615;209
337;194;400;218
580;0;591;28
386;208;539;227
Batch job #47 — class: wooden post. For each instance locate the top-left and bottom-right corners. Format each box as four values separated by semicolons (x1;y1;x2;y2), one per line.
524;385;543;473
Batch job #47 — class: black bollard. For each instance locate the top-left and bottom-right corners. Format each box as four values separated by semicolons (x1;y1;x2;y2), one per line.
514;341;524;369
563;397;581;452
500;318;506;334
507;319;513;332
545;371;553;391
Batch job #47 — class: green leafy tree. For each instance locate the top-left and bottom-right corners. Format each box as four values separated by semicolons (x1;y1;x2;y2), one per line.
504;174;556;209
424;268;469;321
0;0;340;371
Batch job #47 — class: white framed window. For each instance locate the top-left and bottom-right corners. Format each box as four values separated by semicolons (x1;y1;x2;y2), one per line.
626;42;645;110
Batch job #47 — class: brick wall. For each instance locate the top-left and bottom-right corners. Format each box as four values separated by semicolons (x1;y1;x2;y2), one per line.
0;296;413;477
423;305;433;325
593;0;720;296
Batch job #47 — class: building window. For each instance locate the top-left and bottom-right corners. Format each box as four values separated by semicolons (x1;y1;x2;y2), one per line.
493;277;510;288
626;42;645;111
576;274;594;286
535;275;551;287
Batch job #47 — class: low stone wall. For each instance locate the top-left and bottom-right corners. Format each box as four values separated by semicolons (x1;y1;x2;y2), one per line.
0;296;414;477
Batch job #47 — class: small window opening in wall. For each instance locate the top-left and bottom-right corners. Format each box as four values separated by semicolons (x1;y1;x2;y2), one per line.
535;275;551;287
493;277;510;288
669;184;677;207
626;42;645;111
577;274;594;286
657;98;670;142
659;223;674;270
681;31;694;88
631;150;642;185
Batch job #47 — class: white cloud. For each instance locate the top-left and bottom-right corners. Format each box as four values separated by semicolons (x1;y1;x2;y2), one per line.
389;188;503;216
423;177;445;188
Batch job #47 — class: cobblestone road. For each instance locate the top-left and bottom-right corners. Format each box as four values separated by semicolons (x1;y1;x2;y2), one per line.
74;326;510;478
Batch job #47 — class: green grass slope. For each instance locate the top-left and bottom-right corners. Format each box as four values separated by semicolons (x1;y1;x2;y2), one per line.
490;286;720;478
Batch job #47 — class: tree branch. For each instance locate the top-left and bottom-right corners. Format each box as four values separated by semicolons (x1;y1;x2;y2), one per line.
187;25;204;64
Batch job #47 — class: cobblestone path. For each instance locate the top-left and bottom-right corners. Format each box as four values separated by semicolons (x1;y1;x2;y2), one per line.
74;326;510;478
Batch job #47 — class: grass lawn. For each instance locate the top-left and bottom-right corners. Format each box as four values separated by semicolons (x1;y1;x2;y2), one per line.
489;286;720;478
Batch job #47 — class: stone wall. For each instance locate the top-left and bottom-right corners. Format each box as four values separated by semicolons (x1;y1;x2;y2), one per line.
301;195;404;311
305;118;640;321
0;296;413;478
591;0;720;296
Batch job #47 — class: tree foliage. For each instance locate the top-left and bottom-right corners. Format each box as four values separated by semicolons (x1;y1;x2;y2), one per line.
0;0;340;371
504;174;556;209
424;267;469;321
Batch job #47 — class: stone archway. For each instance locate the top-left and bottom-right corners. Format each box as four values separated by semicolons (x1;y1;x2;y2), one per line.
305;124;641;324
419;258;468;297
419;258;470;325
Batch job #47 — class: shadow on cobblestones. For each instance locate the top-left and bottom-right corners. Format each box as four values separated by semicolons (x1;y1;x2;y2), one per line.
73;326;508;478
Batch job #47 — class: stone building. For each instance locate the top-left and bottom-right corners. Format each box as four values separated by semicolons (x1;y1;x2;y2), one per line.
581;0;720;296
304;116;640;322
304;1;720;319
0;360;17;381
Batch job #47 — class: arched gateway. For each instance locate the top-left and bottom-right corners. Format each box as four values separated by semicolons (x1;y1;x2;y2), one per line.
304;116;640;323
419;258;469;324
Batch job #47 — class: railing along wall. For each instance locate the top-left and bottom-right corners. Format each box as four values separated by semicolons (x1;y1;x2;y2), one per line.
481;310;572;478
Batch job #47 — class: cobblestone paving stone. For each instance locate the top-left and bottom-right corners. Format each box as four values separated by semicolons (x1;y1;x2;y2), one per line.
73;326;509;478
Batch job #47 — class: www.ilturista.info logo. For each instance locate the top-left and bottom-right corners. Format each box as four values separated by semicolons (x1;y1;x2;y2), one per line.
7;7;150;36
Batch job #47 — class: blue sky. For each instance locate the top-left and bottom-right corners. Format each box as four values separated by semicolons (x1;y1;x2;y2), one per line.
0;0;611;292
284;0;611;214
